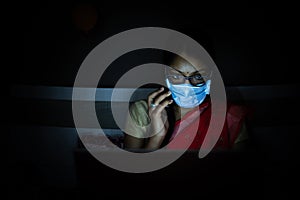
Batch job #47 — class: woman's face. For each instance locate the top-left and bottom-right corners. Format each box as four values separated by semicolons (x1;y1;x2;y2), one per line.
166;55;210;86
165;55;211;109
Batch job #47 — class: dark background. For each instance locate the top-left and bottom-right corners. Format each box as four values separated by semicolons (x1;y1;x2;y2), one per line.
18;1;297;87
8;1;298;199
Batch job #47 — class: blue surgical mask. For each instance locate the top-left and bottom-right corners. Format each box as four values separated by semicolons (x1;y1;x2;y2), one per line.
166;79;211;108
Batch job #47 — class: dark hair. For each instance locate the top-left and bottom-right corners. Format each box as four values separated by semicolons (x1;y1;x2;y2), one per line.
162;27;216;67
180;27;215;59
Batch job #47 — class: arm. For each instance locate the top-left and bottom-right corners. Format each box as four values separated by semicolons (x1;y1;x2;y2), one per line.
144;119;169;150
123;87;173;152
124;119;168;151
124;134;144;150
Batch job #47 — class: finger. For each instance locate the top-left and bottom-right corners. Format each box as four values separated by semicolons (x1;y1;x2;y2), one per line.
148;87;164;106
153;91;172;105
153;99;173;114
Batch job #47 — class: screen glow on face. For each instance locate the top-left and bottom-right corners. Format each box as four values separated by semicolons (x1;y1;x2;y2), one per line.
166;68;206;86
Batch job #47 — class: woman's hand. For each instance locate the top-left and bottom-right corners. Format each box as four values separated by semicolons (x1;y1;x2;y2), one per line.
145;87;173;149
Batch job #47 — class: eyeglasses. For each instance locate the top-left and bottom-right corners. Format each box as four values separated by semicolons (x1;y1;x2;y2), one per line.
166;69;212;87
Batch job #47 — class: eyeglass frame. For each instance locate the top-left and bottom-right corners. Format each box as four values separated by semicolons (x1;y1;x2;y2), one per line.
165;67;212;87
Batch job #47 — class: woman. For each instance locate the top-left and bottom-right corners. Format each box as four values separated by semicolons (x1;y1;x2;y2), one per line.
123;53;249;152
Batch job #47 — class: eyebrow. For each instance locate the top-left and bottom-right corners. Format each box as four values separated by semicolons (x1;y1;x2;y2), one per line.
168;68;201;76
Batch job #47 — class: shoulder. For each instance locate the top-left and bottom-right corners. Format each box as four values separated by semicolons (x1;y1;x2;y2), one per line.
225;102;250;145
226;102;249;118
129;100;150;127
225;102;250;131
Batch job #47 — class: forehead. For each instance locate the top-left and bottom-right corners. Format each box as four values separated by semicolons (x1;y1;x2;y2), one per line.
167;56;208;75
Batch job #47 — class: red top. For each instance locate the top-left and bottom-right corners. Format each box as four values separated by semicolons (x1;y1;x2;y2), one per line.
166;101;249;150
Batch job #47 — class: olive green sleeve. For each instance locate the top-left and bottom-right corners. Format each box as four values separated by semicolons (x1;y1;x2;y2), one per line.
123;100;150;138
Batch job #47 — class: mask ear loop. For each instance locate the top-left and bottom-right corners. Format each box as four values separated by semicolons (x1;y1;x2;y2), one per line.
165;66;177;86
164;66;168;78
203;70;213;84
203;70;213;94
